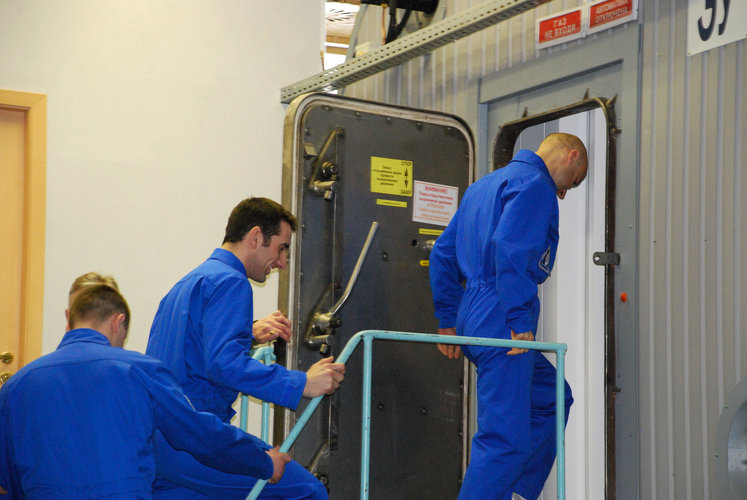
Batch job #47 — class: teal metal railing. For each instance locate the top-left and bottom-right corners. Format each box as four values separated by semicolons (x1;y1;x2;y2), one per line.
240;345;276;443
246;330;568;500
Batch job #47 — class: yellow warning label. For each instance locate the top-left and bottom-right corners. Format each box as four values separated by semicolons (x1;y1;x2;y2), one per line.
376;199;407;208
371;156;413;197
418;228;444;236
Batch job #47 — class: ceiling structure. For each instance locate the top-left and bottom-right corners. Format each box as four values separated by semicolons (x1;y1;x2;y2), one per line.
325;1;360;56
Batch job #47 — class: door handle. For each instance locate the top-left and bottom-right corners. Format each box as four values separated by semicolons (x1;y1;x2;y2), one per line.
1;351;13;364
305;221;380;351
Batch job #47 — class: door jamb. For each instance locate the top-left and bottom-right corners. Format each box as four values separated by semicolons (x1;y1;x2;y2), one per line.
0;89;47;366
463;25;642;500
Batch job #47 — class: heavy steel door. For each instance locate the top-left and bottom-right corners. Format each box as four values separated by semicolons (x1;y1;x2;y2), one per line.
279;93;473;499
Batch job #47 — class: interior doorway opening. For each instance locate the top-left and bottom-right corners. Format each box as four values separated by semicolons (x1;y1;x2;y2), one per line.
493;100;616;499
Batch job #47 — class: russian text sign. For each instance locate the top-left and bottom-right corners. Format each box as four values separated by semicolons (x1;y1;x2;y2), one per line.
587;0;638;35
536;7;585;49
370;156;413;196
412;180;458;227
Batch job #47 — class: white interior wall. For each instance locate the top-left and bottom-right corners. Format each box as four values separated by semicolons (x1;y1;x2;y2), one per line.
0;0;324;374
515;110;607;499
546;110;607;500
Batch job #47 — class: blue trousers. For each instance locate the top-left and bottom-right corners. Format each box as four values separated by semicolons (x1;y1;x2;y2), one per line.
152;432;327;500
459;347;573;500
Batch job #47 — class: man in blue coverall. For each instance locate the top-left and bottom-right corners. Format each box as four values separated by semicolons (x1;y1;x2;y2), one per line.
146;197;345;499
0;283;291;499
430;133;588;500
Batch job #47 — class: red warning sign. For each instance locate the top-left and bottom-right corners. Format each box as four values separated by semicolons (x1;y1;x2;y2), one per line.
588;0;637;33
536;8;584;48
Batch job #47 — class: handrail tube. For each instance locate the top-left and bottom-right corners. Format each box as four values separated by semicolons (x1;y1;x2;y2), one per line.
556;345;566;497
329;222;379;317
360;335;373;499
240;393;249;433
241;346;277;442
247;330;567;500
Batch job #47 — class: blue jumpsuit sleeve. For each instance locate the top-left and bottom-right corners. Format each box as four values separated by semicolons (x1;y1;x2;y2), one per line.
430;218;465;329
133;360;274;479
493;178;555;334
0;393;13;498
202;278;306;410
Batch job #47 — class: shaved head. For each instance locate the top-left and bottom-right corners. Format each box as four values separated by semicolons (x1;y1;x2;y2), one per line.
537;133;588;168
536;133;588;199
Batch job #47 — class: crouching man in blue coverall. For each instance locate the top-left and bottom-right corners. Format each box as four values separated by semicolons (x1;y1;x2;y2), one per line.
0;283;291;499
146;197;345;499
429;133;588;500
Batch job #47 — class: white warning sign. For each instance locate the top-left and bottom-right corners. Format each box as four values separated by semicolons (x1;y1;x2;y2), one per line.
412;180;458;227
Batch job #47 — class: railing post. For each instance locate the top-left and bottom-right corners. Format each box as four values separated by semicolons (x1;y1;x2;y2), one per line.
556;345;566;500
241;346;276;440
360;333;373;500
246;331;568;500
240;394;249;432
260;349;274;443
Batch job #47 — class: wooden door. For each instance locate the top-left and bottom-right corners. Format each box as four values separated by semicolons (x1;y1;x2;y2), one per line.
0;90;46;385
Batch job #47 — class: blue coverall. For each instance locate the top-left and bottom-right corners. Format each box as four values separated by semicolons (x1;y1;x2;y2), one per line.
0;328;273;499
146;248;325;500
429;150;574;500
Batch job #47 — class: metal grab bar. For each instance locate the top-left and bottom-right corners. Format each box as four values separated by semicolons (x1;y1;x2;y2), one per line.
329;222;379;317
247;331;568;500
306;222;380;351
240;345;276;443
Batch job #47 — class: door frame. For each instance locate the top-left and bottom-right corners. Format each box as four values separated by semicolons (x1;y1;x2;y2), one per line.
0;89;47;367
464;25;641;499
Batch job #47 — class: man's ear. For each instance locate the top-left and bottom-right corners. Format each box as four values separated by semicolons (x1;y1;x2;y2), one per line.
568;149;580;165
245;225;264;249
110;313;127;339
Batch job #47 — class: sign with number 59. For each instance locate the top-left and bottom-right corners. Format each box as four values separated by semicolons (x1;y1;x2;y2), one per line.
687;0;746;56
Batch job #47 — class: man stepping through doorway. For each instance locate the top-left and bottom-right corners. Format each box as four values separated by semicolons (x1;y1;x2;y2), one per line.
430;133;587;500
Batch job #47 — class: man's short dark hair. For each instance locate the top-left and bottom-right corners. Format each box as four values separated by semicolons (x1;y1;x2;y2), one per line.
223;197;298;244
68;284;131;331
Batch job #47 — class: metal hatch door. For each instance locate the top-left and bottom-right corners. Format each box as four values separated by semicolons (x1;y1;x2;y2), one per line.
278;93;474;499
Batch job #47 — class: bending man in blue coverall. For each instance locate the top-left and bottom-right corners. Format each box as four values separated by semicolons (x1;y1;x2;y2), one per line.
0;283;292;498
429;133;588;500
146;197;345;500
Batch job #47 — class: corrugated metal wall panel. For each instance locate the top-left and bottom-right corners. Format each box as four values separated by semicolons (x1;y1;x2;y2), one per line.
665;2;692;498
342;0;745;498
635;1;746;497
344;0;582;115
639;2;667;498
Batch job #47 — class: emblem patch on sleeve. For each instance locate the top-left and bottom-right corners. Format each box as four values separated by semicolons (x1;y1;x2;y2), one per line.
538;246;551;274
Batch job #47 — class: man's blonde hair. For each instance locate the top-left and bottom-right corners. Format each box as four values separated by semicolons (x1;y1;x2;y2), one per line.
69;272;119;297
68;284;130;331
